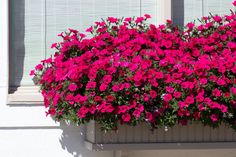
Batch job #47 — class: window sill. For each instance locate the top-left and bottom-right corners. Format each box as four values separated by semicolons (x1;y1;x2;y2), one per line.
8;86;43;105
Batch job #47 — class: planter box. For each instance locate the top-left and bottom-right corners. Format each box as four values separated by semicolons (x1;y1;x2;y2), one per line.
85;121;236;151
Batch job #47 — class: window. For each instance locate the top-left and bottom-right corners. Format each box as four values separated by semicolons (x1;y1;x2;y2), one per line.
8;0;171;104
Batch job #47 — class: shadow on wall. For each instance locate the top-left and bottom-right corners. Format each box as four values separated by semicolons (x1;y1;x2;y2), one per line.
9;0;25;91
172;0;184;27
59;123;112;157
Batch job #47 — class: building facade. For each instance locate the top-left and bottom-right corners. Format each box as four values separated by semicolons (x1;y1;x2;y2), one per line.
0;0;235;157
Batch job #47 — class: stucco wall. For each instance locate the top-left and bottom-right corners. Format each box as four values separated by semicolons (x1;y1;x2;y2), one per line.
0;105;113;157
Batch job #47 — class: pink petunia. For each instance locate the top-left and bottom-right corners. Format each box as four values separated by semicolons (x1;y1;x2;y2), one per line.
145;112;153;121
210;114;218;122
86;81;97;89
171;89;180;97
51;43;57;48
122;113;131;122
99;83;107;92
233;0;236;6
29;70;35;76
35;64;43;70
133;109;141;118
103;75;112;84
68;84;77;92
212;88;221;97
150;90;158;99
163;94;172;102
144;14;151;19
185;96;194;104
230;87;236;95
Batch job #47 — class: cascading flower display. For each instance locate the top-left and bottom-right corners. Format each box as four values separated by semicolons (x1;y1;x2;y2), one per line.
31;5;236;131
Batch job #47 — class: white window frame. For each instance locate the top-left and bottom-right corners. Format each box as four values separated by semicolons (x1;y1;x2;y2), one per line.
2;0;172;105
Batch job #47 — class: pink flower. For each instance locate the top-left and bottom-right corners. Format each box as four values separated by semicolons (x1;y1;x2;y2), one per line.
123;83;131;89
163;94;172;102
233;0;236;6
35;64;43;70
150;90;158;98
144;14;151;19
135;17;144;23
53;93;60;106
103;104;114;113
77;106;88;118
145;112;153;121
155;72;164;79
210;114;218;122
224;92;231;98
178;101;187;108
103;75;112;84
133;72;143;82
185;96;194;104
107;17;118;23
107;95;115;102
94;96;102;102
89;105;96;114
198;104;205;111
230;87;236;95
86;82;96;89
181;82;189;89
143;93;150;102
212;88;221;97
124;17;132;22
220;105;228;113
137;104;144;112
86;26;93;32
186;22;194;30
51;43;57;48
68;84;77;92
29;70;35;76
118;105;130;114
133;109;141;118
122;113;131;122
112;84;120;92
99;83;107;92
217;79;226;86
166;86;174;93
196;94;204;103
199;78;208;85
65;94;74;101
173;92;182;98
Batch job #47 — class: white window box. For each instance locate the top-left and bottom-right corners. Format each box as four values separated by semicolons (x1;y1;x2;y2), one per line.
85;121;236;151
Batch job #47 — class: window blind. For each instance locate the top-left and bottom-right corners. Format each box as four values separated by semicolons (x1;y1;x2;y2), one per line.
172;0;234;26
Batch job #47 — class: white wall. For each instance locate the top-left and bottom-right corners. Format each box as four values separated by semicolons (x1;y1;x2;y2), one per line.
0;106;113;157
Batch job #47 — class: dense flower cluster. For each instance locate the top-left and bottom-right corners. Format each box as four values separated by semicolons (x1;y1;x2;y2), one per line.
31;6;236;131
